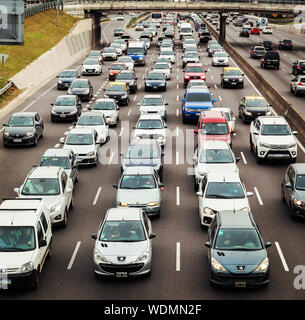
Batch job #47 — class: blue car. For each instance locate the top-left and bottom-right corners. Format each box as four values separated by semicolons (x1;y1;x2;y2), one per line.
181;87;216;123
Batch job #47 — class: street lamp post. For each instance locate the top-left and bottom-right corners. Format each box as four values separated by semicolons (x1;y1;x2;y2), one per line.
57;0;59;26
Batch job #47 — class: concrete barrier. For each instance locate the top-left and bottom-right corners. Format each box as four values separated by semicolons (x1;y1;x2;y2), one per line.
205;19;305;147
10;18;93;90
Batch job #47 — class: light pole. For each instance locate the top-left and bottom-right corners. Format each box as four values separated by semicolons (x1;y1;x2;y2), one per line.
56;0;59;26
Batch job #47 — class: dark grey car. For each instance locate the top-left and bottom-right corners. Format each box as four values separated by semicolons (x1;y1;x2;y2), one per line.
51;95;82;122
115;70;138;94
250;46;266;59
67;79;93;102
57;70;79;90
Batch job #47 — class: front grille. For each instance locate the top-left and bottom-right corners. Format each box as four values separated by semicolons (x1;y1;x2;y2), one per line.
99;263;145;274
218;273;266;284
129;204;146;208
2;268;19;274
190;76;200;79
77;153;87;157
12;133;25;138
56;111;71;115
270;145;289;150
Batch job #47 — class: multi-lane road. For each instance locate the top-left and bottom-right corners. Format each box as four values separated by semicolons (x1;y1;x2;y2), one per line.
0;15;305;300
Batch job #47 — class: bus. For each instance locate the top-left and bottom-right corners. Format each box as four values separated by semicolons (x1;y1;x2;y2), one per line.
151;13;163;24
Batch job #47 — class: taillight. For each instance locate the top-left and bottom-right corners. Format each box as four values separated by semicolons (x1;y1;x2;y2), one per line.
297;66;301;69
264;60;266;63
297;82;303;86
253;51;256;53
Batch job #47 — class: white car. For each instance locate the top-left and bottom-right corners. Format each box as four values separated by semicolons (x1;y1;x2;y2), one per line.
102;47;117;61
14;166;74;228
183;38;197;50
211;107;236;132
133;114;167;147
90;98;120;126
82;59;102;75
187;79;209;90
159;50;175;64
152;62;171;80
117;14;124;21
262;26;273;34
75;112;109;144
138;95;168;120
0;198;52;289
62;127;101;166
135;24;144;31
196;172;253;227
110;44;123;56
212;52;229;66
250;116;298;163
117;56;134;71
113;39;127;53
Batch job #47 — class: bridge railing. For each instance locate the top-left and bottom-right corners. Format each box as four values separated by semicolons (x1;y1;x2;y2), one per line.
62;0;305;3
25;1;64;18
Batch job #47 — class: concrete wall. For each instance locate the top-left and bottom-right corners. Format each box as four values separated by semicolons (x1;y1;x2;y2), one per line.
11;18;92;90
270;23;305;38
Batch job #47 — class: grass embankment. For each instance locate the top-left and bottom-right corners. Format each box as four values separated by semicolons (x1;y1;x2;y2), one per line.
128;13;150;28
0;10;80;109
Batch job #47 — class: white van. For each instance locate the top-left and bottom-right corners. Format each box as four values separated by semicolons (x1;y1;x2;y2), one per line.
0;198;52;289
179;23;192;40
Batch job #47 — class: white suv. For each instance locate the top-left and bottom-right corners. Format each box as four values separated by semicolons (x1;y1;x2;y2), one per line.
138;95;168;120
0;198;52;289
14;166;74;227
250;116;298;163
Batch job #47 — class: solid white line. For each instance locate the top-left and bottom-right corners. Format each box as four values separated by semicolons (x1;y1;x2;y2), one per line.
127;109;131;117
67;241;81;270
254;187;263;205
119;127;124;137
177;95;179;102
214;84;217;89
133;95;137;102
176;242;181;272
177;75;179;80
240;151;247;164
219;95;222;101
176;109;179;117
139;84;141;89
275;242;289;272
108;152;114;165
176;151;179;165
176;186;180;206
177;84;179;89
176;127;179;137
93;187;102;206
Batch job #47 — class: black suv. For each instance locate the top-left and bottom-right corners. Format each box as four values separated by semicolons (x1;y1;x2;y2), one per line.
292;60;305;75
262;40;273;51
51;95;82;122
205;210;271;288
279;39;293;50
3;112;44;147
261;51;280;69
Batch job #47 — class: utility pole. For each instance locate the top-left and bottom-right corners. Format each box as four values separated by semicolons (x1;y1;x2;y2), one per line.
57;0;59;26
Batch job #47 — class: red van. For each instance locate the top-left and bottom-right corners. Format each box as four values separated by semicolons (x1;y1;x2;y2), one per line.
194;111;235;147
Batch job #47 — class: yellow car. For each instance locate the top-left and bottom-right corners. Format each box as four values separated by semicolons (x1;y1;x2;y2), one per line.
239;95;272;123
104;82;130;106
220;67;244;88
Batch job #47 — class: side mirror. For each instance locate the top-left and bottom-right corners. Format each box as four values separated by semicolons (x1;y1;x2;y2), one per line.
292;131;298;135
204;242;211;248
59;137;65;144
265;242;272;248
3;124;6;126
103;88;106;91
158;183;164;189
253;131;258;135
180;98;184;102
149;233;156;239
91;233;97;240
112;184;118;189
246;192;254;197
285;183;292;189
212;98;217;103
66;188;72;194
161;152;165;157
39;239;47;248
196;191;203;197
14;187;20;195
231;129;236;134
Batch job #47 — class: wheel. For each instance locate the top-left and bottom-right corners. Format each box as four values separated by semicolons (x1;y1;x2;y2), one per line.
288;205;295;219
290;85;293;93
256;149;263;164
250;136;254;151
33;135;38;147
75;173;78;183
182;117;187;124
70;195;74;211
32;270;39;290
290;157;296;164
194;178;199;192
294;88;298;96
47;243;52;260
281;187;285;202
60;210;68;228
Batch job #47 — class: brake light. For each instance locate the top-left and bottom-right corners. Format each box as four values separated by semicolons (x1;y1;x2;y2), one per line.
253;51;256;53
264;60;266;63
297;66;301;69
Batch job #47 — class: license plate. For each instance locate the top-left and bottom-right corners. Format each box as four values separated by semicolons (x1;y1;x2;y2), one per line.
88;70;93;73
13;138;22;142
65;83;69;87
272;154;285;158
235;281;246;288
153;86;158;89
77;157;83;161
1;279;11;285
116;272;128;278
231;82;236;85
60;114;66;118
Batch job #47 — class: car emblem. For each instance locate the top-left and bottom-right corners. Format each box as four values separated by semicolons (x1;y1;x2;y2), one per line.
236;266;246;272
117;256;126;262
16;134;20;137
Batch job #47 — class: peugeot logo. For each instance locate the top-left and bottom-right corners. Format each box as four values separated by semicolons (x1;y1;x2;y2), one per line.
236;266;246;272
117;256;126;262
16;134;20;137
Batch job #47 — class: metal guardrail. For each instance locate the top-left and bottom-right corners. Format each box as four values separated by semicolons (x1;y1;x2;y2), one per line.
0;81;13;97
24;1;63;18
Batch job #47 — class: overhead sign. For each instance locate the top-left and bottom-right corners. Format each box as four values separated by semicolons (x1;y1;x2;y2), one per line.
273;13;278;18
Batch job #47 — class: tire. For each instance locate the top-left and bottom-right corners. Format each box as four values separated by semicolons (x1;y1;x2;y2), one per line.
32;270;39;290
290;85;293;93
290;157;296;164
294;88;298;96
70;195;74;211
47;243;52;260
256;149;263;164
194;178;199;192
280;187;285;203
288;205;295;219
182;117;187;124
33;135;38;147
60;210;68;228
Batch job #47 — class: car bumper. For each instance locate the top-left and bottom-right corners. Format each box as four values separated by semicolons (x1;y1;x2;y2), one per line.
76;155;97;165
94;261;151;277
51;113;78;122
3;135;36;146
182;111;202;120
2;270;36;289
103;56;116;61
295;87;305;93
257;148;297;160
82;70;100;75
223;80;243;87
145;84;166;91
57;82;71;89
213;61;229;66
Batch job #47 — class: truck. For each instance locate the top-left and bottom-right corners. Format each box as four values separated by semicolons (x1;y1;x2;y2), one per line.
127;41;146;66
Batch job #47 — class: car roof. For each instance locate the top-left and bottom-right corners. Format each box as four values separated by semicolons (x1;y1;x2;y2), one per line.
212;107;231;113
42;148;73;157
218;210;255;229
245;95;266;100
186;87;210;93
199;140;231;150
56;95;76;99
0;209;41;227
28;166;62;179
130;138;159;147
123;166;155;175
202;111;226;120
11;112;36;117
186;63;203;67
207;171;241;182
138;114;163;120
68;127;96;134
142;94;163;99
223;67;240;71
106;207;142;221
257;116;287;125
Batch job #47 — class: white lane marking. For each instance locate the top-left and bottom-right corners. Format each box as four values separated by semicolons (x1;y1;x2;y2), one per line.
177;75;179;80
108;152;114;165
254;187;263;205
240;151;247;164
133;95;137;102
177;84;179;89
176;186;180;206
176;151;179;165
102;20;111;46
281;68;286;72
64;131;69;135
139;84;141;89
176;127;179;137
211;75;214;80
275;242;289;272
127;109;131;117
119;127;124;137
177;95;179;102
176;242;181;272
94;94;98;97
93;187;102;206
208;68;210;72
219;95;222;101
67;241;81;270
54;144;60;148
176;109;179;117
214;84;217;89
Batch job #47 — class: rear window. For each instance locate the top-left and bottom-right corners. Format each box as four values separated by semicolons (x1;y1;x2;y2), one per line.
266;52;279;58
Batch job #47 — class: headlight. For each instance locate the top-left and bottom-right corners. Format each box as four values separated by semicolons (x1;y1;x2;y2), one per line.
135;249;150;262
50;202;61;213
26;132;34;137
119;202;128;207
203;207;217;215
260;142;270;148
185;75;190;79
21;261;34;273
157;136;164;142
58;80;63;84
211;257;227;272
244;111;252;116
224;78;229;82
254;257;269;272
94;250;109;263
122;94;128;99
288;143;297;148
266;110;272;116
147;201;159;207
87;151;95;156
294;199;305;207
3;131;9;137
185;108;192;112
238;77;243;82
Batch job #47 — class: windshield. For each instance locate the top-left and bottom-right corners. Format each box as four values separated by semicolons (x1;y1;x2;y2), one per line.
225;70;242;76
120;174;156;189
127;48;145;55
136;120;163;129
186;66;203;73
184;52;199;58
93;100;115;110
254;47;265;51
89;51;100;56
70;81;88;89
205;182;245;199
201;123;229;135
160;51;173;56
118;57;132;62
199;149;233;163
55;97;75;106
22;178;60;195
186;93;211;102
188;81;207;88
100;220;146;242
185;46;197;51
214;53;228;57
77;115;104;126
117;73;133;80
111;64;125;70
261;124;291;135
246;99;268;107
296;175;305;190
126;144;159;159
0;227;36;251
154;64;168;69
8;117;33;127
299;62;305;66
84;59;98;65
215;229;263;250
181;28;192;33
104;48;115;53
65;133;93;145
60;71;76;78
40;156;71;169
142;98;163;106
147;73;164;80
106;85;125;92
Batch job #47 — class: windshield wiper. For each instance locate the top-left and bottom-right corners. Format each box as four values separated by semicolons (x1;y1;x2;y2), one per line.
206;194;229;199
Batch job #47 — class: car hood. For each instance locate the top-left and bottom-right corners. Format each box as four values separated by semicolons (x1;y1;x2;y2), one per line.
4;127;35;134
75;125;106;137
0;251;35;269
259;135;295;145
145;79;165;84
140;105;165;112
105;91;125;96
245;107;270;113
52;105;76;112
95;110;116;117
211;249;267;273
83;65;99;69
58;77;75;82
69;88;89;93
185;101;213;108
63;144;95;154
19;194;62;209
123;158;161;169
185;72;204;77
109;70;121;75
97;241;148;264
196;163;238;176
204;198;249;212
117;189;159;204
198;133;231;142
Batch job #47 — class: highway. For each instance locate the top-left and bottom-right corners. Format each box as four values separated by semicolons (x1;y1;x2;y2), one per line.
0;14;305;300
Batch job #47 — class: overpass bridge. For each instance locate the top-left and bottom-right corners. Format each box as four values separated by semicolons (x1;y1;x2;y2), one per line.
62;1;305;45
